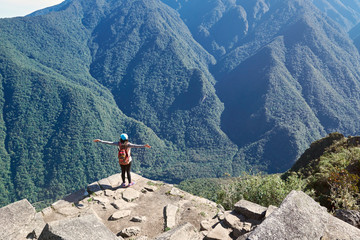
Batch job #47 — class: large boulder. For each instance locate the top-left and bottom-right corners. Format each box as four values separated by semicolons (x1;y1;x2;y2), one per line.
38;214;119;240
0;199;45;240
248;190;360;240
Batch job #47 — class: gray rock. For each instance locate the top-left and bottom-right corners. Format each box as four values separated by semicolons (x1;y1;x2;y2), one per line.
234;199;267;220
131;216;147;222
248;190;360;240
119;226;141;238
0;199;46;240
110;210;132;220
164;204;178;229
122;188;140;202
112;199;138;210
155;222;202;240
335;209;360;229
223;211;247;237
200;218;218;231
205;222;232;240
38;214;118;240
223;211;246;229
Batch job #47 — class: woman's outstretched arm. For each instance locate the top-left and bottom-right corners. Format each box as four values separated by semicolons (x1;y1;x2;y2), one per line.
93;139;119;146
127;143;151;148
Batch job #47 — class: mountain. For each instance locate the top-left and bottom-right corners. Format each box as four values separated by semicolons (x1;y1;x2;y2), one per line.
1;0;360;207
311;0;360;31
163;0;360;172
0;0;238;207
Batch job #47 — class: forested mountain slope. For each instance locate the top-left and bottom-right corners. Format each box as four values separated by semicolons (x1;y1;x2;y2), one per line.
1;0;360;207
0;0;237;207
164;0;360;172
311;0;360;31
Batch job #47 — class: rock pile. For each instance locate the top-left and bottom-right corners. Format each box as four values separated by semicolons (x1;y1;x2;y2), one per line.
1;173;360;240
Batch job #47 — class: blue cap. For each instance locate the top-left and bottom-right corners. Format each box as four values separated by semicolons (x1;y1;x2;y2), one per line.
120;133;128;141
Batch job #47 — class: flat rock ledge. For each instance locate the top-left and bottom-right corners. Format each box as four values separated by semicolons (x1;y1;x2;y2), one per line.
3;173;360;240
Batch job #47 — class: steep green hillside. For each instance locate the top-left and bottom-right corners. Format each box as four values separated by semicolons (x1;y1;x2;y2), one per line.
164;0;360;172
285;132;360;210
0;0;238;207
311;0;360;31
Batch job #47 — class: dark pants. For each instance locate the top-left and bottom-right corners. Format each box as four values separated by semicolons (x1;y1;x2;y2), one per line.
120;162;131;183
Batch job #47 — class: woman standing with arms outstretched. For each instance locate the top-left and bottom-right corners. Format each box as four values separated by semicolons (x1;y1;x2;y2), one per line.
94;133;151;187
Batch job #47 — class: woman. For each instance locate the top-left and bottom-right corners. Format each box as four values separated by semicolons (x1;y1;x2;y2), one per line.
93;133;151;187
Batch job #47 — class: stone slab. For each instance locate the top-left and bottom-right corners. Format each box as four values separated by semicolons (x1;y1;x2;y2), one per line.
164;204;178;229
234;199;267;220
110;210;132;220
0;199;45;240
38;213;118;240
122;188;140;202
205;222;232;240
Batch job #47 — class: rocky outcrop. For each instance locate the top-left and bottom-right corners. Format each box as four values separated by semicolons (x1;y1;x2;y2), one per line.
2;174;360;240
247;190;360;240
37;173;220;239
0;199;45;240
202;200;266;239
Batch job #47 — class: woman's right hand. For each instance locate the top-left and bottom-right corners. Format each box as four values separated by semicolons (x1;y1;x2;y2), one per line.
93;139;100;142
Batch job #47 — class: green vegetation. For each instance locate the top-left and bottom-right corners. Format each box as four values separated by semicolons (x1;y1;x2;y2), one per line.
179;172;306;210
1;0;360;210
285;133;360;210
180;133;360;212
217;172;307;210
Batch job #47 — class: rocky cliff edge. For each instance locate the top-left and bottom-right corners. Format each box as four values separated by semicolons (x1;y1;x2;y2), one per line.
1;173;360;240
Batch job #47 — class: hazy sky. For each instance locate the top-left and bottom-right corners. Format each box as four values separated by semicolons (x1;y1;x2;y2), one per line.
0;0;64;18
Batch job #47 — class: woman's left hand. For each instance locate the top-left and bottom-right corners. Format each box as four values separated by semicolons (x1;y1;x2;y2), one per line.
145;144;151;148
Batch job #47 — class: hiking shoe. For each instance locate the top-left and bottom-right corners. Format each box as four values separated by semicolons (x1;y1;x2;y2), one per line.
128;182;135;187
120;183;127;188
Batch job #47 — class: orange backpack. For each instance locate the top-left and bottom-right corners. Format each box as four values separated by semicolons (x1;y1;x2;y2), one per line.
118;143;130;165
